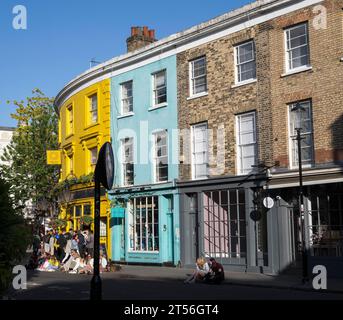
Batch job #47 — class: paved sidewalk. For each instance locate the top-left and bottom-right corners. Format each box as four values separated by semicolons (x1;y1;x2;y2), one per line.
108;264;343;294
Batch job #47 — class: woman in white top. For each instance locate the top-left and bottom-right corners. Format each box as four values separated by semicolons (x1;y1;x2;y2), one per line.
68;251;81;274
184;257;210;284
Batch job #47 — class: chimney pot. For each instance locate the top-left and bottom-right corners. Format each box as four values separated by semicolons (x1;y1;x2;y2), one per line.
149;29;155;39
143;26;149;37
127;26;157;53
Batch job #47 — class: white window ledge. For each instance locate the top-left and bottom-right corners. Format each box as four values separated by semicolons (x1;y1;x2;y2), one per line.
231;78;257;89
340;57;343;62
187;92;208;101
117;112;134;119
148;103;167;111
281;66;313;77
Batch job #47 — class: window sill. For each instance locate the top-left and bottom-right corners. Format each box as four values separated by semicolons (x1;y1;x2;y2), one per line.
289;164;313;170
65;133;74;139
281;66;313;77
149;103;167;111
187;92;208;101
117;112;134;119
128;251;160;254
121;184;134;189
191;176;209;181
152;180;169;185
231;79;257;89
84;123;99;130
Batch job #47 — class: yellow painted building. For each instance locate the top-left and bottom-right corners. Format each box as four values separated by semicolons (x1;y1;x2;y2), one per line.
57;79;112;258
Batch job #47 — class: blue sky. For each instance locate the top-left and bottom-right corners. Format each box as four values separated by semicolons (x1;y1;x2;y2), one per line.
0;0;252;127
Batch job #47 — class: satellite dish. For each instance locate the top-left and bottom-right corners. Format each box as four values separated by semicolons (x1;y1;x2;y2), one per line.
94;142;114;190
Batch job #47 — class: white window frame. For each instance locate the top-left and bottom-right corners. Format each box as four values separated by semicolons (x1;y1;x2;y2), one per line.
67;155;73;174
90;147;97;171
284;22;310;73
121;137;134;186
191;122;208;180
189;57;207;97
128;196;159;253
153;130;168;183
152;70;167;107
236;112;258;175
120;80;133;115
234;40;256;84
89;94;98;124
288;100;314;169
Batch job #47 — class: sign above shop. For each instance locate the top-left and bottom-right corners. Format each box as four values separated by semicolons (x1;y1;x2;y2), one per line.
263;197;274;209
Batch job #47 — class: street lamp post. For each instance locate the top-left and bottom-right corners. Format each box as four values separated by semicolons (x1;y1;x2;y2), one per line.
292;103;309;283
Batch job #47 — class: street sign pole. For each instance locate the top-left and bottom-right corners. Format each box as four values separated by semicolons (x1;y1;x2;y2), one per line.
90;142;114;300
90;178;101;300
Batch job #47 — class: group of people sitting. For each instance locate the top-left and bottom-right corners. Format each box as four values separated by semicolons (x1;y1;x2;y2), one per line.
184;257;225;284
28;227;109;274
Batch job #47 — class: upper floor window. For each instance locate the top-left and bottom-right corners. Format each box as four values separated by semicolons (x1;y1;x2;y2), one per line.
121;81;133;114
236;112;258;175
67;155;73;175
235;41;256;83
153;130;168;182
90;147;98;171
289;100;313;168
191;122;208;180
189;57;207;96
89;93;98;124
285;23;310;72
122;137;134;186
152;70;167;106
66;105;73;135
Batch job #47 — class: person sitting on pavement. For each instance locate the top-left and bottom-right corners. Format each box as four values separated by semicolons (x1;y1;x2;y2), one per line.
205;257;225;284
62;249;78;272
68;251;81;274
99;251;108;273
79;254;94;275
184;257;210;284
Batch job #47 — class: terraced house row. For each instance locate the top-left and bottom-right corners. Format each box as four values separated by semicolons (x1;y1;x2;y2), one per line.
54;0;343;276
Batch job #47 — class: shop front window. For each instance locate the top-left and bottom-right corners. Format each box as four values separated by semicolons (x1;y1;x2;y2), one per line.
309;186;343;257
129;196;159;252
203;189;246;258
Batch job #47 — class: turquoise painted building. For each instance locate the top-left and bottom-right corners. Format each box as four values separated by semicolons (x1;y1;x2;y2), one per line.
109;55;180;265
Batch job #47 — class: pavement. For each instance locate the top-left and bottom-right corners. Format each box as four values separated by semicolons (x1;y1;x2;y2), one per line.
5;268;343;300
108;264;343;294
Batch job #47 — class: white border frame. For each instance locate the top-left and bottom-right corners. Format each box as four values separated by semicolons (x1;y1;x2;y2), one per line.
234;40;257;85
235;111;257;176
191;122;209;180
284;22;311;74
152;129;169;184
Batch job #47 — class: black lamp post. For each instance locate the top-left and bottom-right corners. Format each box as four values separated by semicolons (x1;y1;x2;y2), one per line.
90;142;114;300
291;102;309;283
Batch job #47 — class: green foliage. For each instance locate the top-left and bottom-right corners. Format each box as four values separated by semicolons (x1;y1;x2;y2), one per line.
80;215;93;226
53;173;94;196
110;197;127;208
0;89;59;214
50;218;67;229
0;176;31;295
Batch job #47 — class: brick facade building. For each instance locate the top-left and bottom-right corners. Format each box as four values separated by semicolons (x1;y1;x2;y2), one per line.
177;0;343;276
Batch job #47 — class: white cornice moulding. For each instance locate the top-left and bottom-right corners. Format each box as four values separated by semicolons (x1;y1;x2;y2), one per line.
55;0;324;109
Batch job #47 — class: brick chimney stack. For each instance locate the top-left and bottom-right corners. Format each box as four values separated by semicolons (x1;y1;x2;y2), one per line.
127;26;156;52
